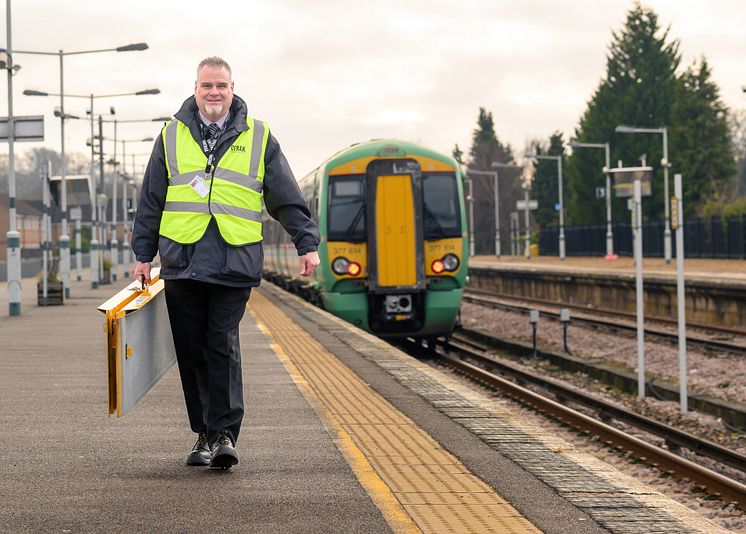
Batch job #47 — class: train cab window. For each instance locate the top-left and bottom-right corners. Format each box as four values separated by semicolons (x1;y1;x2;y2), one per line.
328;174;366;242
423;172;461;239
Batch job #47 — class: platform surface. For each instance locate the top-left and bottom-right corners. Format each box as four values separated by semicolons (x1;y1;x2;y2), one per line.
0;276;389;532
0;273;729;533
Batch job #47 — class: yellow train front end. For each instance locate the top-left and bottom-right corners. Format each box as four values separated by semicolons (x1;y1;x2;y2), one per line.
263;140;469;340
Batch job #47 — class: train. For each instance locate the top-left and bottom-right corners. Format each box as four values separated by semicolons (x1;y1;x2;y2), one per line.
263;139;469;342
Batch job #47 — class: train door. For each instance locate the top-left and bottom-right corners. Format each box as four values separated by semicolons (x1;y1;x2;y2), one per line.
366;159;426;333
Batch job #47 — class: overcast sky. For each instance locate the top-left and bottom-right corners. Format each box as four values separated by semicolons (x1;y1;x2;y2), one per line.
1;0;744;180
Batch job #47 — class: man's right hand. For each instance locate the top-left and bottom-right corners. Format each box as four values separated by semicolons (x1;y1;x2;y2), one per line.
132;262;152;285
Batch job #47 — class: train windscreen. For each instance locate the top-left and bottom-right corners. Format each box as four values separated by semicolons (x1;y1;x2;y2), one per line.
328;174;366;241
423;173;461;239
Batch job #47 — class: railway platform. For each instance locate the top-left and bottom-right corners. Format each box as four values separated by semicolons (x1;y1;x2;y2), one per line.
468;255;746;330
0;274;728;533
470;255;746;282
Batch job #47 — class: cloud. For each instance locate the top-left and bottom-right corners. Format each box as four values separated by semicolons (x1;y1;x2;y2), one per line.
1;0;744;178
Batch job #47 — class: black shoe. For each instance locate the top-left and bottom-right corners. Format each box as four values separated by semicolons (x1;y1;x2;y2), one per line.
210;431;238;469
186;431;210;466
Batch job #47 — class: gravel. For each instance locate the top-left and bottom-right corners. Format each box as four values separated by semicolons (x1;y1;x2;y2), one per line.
461;300;746;408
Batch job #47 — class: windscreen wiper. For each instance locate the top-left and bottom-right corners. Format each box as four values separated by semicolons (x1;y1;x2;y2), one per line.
345;203;365;235
423;201;446;237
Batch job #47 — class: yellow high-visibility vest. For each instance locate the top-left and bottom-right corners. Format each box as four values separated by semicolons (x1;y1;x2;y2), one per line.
159;117;269;246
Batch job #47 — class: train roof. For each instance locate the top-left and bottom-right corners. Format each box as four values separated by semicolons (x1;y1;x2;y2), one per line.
323;139;459;174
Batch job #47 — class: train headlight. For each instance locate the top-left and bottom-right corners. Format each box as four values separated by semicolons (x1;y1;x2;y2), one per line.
431;260;445;274
332;257;350;275
347;262;361;276
442;254;459;272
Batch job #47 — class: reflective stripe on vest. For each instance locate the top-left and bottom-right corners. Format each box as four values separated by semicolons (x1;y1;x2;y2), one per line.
159;116;269;246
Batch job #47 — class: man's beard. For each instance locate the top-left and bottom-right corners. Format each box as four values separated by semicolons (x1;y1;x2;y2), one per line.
205;103;223;116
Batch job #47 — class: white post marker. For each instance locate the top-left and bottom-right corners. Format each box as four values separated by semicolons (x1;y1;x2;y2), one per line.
71;206;82;282
467;177;475;257
633;179;645;398
673;173;687;412
510;212;517;256
75;217;82;280
523;188;530;259
493;170;500;259
122;177;130;279
41;165;49;304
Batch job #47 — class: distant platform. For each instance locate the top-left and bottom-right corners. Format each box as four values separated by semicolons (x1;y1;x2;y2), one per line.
470;255;746;284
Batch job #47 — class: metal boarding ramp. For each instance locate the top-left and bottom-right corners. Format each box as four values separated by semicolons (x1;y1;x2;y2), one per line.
97;267;176;416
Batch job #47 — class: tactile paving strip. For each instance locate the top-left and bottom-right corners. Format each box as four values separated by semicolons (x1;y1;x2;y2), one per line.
250;291;540;534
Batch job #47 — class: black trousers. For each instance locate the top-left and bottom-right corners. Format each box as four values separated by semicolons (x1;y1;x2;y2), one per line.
164;279;251;446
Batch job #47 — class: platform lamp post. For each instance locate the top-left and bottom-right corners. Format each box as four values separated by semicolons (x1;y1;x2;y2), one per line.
615;125;672;263
16;42;148;297
119;173;134;278
105;135;154;281
1;0;24;315
465;168;495;258
490;162;525;259
519;158;535;259
568;139;614;257
101;116;168;272
465;170;475;257
25;88;160;288
526;152;565;260
107;117;169;276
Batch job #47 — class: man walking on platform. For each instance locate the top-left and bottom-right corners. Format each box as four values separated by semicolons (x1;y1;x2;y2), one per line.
132;57;320;469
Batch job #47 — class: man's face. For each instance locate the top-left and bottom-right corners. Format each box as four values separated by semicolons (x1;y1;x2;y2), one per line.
194;65;234;121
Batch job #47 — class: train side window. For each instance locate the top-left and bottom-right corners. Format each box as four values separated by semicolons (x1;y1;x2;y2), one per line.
328;174;366;242
423;172;462;239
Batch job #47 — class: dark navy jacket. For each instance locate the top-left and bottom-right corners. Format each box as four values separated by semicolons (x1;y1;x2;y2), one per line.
132;95;319;288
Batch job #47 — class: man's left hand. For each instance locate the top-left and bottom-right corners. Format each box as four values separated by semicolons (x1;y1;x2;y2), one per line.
299;251;320;277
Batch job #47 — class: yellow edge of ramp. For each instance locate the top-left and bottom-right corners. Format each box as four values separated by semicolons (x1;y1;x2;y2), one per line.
249;290;540;534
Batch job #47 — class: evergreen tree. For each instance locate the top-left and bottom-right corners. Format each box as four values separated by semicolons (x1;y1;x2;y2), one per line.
733;109;746;195
469;108;514;169
531;132;565;228
567;4;680;224
465;108;521;254
671;59;736;215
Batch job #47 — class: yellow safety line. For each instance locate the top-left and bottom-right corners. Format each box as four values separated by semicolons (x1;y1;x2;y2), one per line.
251;313;421;534
249;290;540;534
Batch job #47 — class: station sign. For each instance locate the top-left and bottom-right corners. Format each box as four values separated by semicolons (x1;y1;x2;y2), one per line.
0;115;44;142
516;200;538;210
49;174;93;207
608;166;652;198
671;196;679;230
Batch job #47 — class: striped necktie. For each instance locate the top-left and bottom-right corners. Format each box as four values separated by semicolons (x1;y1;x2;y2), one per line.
206;122;220;140
203;122;220;153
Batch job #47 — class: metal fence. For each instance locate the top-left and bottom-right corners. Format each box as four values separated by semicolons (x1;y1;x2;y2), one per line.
538;216;746;259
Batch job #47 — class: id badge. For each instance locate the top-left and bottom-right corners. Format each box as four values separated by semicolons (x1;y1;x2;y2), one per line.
189;175;210;198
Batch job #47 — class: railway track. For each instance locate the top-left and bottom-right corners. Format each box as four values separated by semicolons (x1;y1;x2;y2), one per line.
405;334;746;510
463;290;746;355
